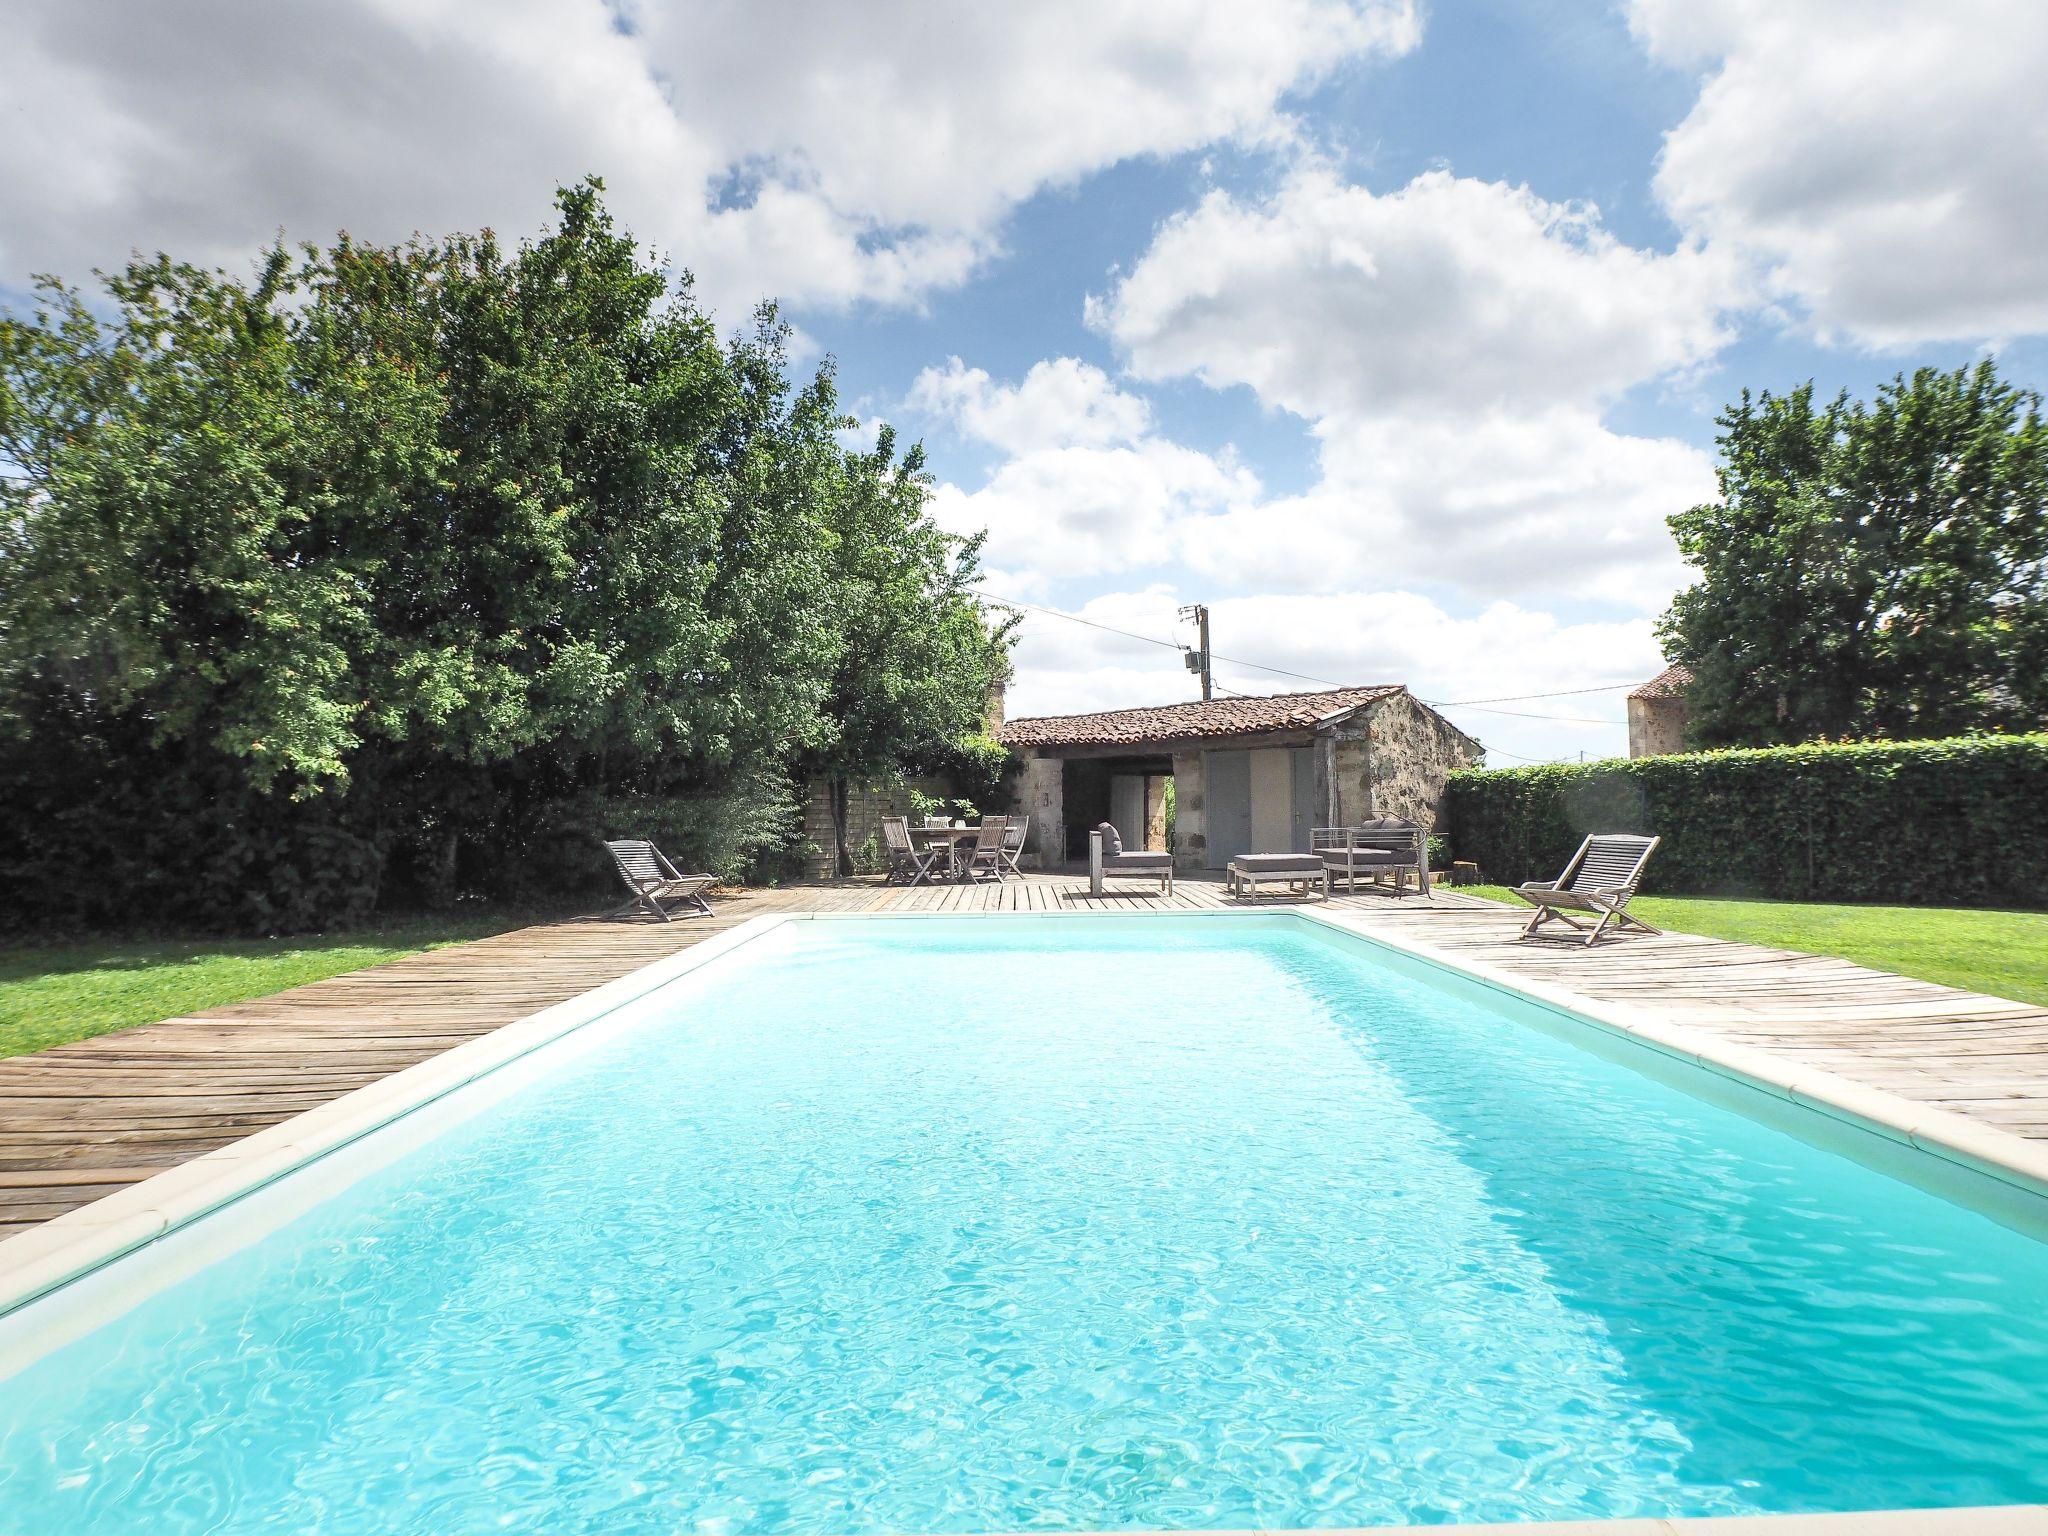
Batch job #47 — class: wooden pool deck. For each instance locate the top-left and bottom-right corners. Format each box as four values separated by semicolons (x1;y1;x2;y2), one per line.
3;871;2046;1240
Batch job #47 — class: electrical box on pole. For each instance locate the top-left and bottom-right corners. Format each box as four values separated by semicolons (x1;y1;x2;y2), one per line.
1178;604;1212;701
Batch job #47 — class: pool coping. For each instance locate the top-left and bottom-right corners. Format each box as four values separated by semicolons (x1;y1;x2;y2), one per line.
1291;905;2048;1227
2;908;2046;1536
976;1515;2048;1534
0;912;803;1317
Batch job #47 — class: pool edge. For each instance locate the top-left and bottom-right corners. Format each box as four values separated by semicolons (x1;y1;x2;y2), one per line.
0;912;803;1318
9;904;2046;1315
1284;904;2048;1227
965;1511;2048;1534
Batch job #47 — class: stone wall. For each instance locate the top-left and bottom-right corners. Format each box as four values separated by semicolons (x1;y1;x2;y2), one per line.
1325;729;1372;828
1359;691;1481;827
799;774;957;877
1627;694;1689;757
1010;754;1064;869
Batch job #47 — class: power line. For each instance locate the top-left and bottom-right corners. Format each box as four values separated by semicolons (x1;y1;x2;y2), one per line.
977;589;1630;722
976;591;1359;689
974;592;1181;653
1433;703;1625;725
1432;681;1640;705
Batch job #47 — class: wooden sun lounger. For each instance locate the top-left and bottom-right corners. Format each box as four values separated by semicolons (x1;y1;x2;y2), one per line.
1513;833;1661;947
604;839;717;921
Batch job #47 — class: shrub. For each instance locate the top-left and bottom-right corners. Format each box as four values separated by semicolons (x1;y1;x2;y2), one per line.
0;184;999;933
1446;735;2048;907
907;733;1019;815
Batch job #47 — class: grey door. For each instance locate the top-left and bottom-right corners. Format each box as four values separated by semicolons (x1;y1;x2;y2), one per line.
1289;746;1316;852
1108;774;1146;852
1204;749;1251;869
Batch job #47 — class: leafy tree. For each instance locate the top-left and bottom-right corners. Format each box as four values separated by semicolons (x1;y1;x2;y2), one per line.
1659;361;2048;746
0;183;1007;929
795;423;1015;875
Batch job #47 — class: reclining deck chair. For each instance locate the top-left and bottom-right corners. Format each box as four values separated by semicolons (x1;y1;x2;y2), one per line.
604;839;717;921
1513;834;1660;946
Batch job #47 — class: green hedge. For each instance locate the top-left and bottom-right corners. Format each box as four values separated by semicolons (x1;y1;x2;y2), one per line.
1445;735;2048;907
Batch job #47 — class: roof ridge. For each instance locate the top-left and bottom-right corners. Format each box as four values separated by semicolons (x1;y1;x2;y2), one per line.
998;685;1405;750
1004;683;1396;727
1629;662;1694;699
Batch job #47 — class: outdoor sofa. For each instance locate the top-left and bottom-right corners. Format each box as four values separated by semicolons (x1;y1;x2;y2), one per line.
1089;823;1174;896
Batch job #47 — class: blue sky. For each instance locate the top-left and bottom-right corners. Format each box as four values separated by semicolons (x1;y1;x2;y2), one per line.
5;0;2044;762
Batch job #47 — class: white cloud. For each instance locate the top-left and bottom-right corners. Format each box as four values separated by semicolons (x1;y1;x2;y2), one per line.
908;358;1152;455
640;1;1420;237
907;356;1258;588
1631;0;2048;346
929;438;1260;589
1092;169;1735;418
0;0;1420;316
1076;170;1728;607
1185;409;1711;605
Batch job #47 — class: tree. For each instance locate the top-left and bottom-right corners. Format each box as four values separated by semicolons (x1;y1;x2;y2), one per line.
795;423;1015;876
1658;361;2048;747
0;183;1008;928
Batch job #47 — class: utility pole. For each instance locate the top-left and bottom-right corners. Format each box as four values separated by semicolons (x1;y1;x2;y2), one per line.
1178;603;1212;700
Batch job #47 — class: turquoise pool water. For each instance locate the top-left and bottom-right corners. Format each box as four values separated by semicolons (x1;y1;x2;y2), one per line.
1;916;2045;1533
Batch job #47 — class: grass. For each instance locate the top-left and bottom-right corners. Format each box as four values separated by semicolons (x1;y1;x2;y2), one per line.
1466;886;2048;1005
0;908;566;1060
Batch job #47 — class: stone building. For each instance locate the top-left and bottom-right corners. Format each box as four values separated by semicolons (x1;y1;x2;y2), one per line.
1627;664;1693;758
999;686;1481;872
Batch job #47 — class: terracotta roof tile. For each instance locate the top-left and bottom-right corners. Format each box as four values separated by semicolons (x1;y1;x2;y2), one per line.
999;685;1403;750
1629;663;1693;700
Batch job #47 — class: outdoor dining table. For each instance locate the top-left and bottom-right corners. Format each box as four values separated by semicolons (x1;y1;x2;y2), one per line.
910;825;982;879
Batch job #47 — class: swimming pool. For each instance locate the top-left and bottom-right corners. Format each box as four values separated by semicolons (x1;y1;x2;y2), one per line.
1;914;2045;1533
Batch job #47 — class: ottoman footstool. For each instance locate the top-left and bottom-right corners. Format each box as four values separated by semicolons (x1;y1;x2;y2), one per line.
1226;854;1332;901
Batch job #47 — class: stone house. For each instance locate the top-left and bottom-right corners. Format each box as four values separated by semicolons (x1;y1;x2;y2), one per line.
1627;664;1693;757
999;686;1481;872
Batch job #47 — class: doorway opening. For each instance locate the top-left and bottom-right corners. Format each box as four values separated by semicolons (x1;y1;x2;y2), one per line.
1062;756;1173;862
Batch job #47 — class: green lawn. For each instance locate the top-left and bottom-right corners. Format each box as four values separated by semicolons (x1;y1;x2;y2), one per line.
1467;887;2048;1005
0;909;560;1060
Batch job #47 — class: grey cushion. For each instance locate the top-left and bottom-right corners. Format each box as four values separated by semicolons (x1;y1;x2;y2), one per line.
1233;854;1325;872
1107;851;1173;868
1096;822;1122;858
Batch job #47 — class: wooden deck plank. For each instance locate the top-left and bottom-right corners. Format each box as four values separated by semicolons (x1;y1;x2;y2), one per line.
3;871;2044;1232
